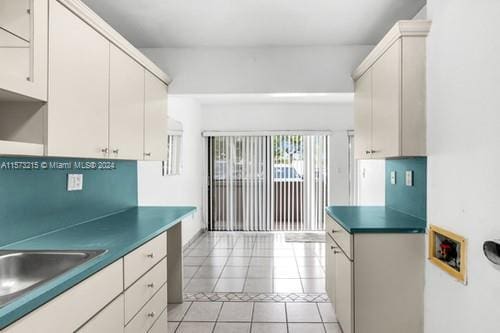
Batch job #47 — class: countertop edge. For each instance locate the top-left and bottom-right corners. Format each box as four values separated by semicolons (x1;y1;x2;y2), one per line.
0;206;197;329
325;206;427;234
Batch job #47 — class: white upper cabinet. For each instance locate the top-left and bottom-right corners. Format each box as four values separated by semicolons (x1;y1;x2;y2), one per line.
0;0;48;101
0;0;170;159
370;39;401;159
353;69;372;159
144;71;168;161
47;0;110;158
353;20;431;159
109;45;145;160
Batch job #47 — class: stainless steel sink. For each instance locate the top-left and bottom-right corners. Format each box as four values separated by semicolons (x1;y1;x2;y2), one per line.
0;250;106;307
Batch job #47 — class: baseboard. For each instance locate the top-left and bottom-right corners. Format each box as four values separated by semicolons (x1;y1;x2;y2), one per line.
183;228;206;251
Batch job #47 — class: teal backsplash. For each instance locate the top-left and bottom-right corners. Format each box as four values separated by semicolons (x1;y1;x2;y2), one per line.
0;157;137;247
385;158;427;220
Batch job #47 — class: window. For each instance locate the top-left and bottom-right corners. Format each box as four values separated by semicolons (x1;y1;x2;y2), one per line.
162;117;183;176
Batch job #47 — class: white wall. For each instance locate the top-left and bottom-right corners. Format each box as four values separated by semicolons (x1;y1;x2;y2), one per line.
202;101;353;205
413;5;427;19
425;1;500;332
138;96;204;246
142;46;372;94
202;102;353;132
356;160;385;205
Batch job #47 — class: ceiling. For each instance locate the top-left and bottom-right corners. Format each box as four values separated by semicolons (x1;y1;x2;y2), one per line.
180;93;354;105
81;0;425;48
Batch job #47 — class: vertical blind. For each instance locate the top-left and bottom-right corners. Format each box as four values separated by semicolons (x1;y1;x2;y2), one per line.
206;135;328;231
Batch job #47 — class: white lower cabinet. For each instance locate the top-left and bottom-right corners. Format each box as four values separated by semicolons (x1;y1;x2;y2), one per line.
77;295;124;333
325;215;424;333
3;231;170;333
3;260;123;333
325;235;336;300
125;258;167;323
124;233;167;288
147;308;168;333
125;284;168;333
334;250;353;333
144;71;168;161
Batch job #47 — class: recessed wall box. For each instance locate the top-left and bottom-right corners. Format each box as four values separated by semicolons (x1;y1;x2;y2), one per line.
428;225;467;284
484;240;500;265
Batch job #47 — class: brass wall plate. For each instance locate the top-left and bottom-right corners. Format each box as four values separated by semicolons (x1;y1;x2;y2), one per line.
428;225;467;284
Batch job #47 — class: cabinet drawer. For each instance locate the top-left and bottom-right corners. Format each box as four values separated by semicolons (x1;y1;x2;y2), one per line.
4;260;123;333
147;308;168;333
124;233;167;288
125;258;167;323
335;251;354;333
325;234;336;302
77;295;124;333
326;214;353;260
125;283;168;333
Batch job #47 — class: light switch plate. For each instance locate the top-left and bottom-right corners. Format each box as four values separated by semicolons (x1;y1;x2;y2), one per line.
405;170;414;187
67;174;83;191
390;171;397;185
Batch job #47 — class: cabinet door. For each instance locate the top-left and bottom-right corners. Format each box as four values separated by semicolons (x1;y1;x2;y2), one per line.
0;0;31;40
109;45;145;160
47;1;109;158
335;252;353;333
77;295;124;333
353;69;372;159
144;71;168;161
3;260;123;333
0;0;48;101
371;39;401;159
325;235;337;302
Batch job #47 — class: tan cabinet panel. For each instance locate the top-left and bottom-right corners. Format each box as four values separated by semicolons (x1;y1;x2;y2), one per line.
124;283;168;333
124;232;167;288
125;258;167;323
47;1;109;158
109;45;145;160
335;252;353;333
353;69;372;159
3;260;123;333
325;235;337;302
371;39;401;159
401;37;426;156
144;71;168;161
353;21;428;160
148;308;168;333
77;295;124;333
326;214;353;260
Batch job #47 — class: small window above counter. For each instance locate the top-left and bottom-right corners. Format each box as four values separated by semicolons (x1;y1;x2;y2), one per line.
163;117;184;176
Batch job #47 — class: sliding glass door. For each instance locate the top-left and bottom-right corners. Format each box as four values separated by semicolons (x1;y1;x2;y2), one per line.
206;134;328;231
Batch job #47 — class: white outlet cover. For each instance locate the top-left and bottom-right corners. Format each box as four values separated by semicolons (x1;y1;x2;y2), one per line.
67;174;83;191
390;171;397;185
405;170;414;187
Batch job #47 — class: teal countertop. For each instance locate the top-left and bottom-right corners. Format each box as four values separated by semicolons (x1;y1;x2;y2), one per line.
0;206;196;329
325;206;426;234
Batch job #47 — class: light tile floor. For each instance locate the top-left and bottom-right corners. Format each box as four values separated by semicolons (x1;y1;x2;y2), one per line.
165;232;339;332
183;232;326;294
167;301;342;333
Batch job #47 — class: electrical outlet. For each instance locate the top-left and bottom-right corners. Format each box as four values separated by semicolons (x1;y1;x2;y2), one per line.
405;170;414;187
67;174;83;191
390;171;397;185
